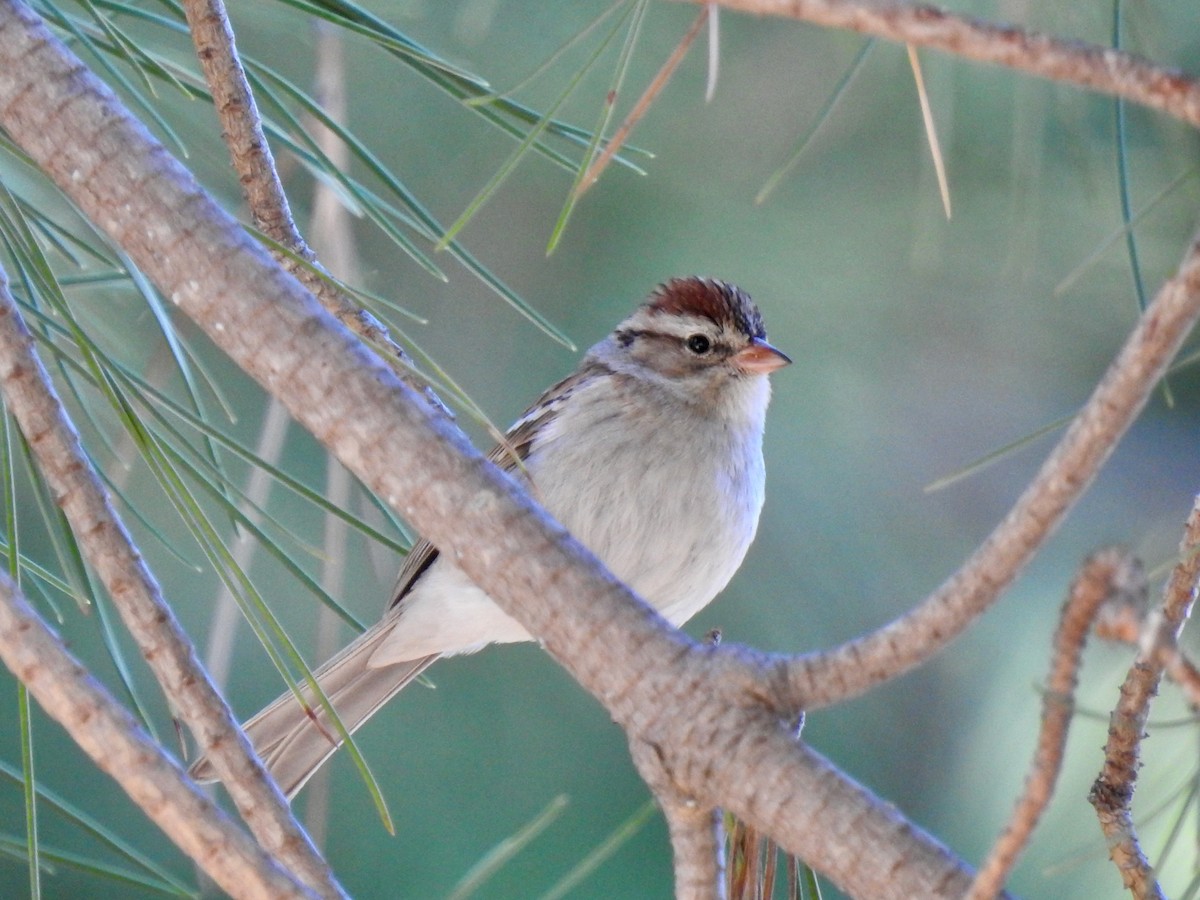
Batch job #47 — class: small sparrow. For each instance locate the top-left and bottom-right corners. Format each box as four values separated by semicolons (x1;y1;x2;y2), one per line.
190;277;790;798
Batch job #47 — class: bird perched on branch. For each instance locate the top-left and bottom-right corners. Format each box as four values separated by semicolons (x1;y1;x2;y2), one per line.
190;276;790;798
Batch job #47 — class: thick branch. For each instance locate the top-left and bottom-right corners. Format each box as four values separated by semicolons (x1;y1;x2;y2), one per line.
629;732;723;900
0;255;343;894
664;804;724;900
0;3;974;895
0;574;316;900
689;1;1200;128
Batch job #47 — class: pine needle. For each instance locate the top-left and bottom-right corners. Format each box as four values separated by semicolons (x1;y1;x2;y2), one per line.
572;5;709;202
705;3;719;102
907;44;951;220
756;39;874;205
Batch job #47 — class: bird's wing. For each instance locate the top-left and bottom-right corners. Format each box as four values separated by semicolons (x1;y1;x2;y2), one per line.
386;366;594;610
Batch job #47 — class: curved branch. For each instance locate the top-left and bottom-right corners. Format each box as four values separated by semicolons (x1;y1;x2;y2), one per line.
782;229;1200;708
968;549;1142;900
1096;584;1200;710
1090;499;1200;897
653;3;1200;718
0;573;316;900
688;0;1200;128
0;253;344;894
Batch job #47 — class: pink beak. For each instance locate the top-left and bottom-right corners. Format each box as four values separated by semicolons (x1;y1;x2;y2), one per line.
733;337;792;375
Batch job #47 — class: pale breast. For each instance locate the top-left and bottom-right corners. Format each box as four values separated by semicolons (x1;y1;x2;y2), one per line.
527;375;766;625
371;371;769;665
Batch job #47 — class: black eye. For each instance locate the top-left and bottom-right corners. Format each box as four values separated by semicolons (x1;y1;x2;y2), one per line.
685;334;711;355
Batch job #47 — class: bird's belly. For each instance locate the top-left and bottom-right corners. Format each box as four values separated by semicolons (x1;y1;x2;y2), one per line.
535;431;762;626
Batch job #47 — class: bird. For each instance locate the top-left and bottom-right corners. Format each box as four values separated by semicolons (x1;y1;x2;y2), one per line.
189;276;790;798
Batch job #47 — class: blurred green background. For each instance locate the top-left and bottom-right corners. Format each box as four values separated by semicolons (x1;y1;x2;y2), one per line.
2;1;1200;897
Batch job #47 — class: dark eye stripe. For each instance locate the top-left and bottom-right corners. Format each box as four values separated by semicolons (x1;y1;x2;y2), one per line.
615;327;656;347
615;327;737;363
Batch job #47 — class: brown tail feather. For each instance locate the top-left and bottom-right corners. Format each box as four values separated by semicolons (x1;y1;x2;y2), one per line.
189;623;437;799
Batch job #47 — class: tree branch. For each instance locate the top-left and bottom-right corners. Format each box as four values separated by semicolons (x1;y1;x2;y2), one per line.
1095;582;1200;710
0;572;317;900
629;731;723;900
1089;498;1200;898
781;229;1200;708
0;250;344;895
968;549;1143;900
684;1;1200;128
180;0;298;251
678;1;1200;717
664;803;724;900
179;0;442;410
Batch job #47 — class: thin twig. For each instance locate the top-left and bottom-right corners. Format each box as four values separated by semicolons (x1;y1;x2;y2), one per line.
1162;651;1200;710
179;0;448;414
681;1;1200;128
574;6;709;198
0;268;345;897
0;572;317;900
1089;499;1200;899
968;549;1143;900
1095;568;1200;711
